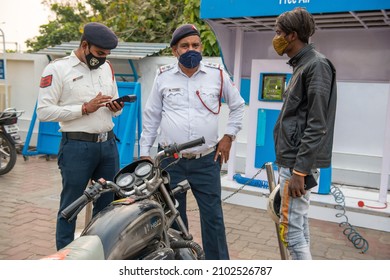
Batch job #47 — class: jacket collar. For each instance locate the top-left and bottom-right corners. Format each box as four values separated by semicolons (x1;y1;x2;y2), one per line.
288;43;315;67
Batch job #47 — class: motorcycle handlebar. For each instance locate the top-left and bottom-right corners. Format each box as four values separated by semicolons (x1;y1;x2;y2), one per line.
60;138;206;222
176;137;205;152
61;194;89;222
163;137;205;156
0;108;24;121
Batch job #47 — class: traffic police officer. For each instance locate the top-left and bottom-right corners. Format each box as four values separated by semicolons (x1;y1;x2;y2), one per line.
140;24;245;260
37;22;123;250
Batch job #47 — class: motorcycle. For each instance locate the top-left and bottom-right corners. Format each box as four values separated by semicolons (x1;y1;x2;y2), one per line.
43;137;206;260
0;108;24;175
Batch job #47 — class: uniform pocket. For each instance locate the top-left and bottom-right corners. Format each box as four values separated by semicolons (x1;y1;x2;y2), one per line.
195;88;220;112
67;78;93;102
162;88;185;109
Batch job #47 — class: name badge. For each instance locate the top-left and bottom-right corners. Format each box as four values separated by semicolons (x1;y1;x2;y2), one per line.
168;88;181;93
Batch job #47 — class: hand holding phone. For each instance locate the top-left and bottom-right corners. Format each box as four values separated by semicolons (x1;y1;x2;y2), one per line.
111;95;137;104
304;174;318;190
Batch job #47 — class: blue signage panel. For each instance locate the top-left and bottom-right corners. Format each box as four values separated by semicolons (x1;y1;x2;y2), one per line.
201;0;390;19
0;59;4;80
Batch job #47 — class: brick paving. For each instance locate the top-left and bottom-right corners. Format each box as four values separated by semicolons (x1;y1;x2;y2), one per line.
0;155;389;260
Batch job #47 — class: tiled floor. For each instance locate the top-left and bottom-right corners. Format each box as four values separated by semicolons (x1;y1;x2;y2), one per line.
0;155;389;260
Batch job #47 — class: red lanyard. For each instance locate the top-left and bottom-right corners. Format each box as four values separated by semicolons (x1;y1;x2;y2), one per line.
195;68;223;115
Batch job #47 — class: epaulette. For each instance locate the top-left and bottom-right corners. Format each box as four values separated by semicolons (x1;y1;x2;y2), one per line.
51;56;70;63
204;62;223;70
158;64;175;74
106;60;115;81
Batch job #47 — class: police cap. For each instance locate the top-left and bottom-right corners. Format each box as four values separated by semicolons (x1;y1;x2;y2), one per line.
83;22;118;50
170;24;200;47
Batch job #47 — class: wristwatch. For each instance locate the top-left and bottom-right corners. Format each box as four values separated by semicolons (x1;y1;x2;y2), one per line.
224;134;236;142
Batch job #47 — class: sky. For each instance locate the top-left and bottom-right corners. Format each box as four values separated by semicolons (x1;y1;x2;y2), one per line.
0;0;52;52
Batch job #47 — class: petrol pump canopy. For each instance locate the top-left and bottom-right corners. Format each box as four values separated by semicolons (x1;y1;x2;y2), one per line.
201;0;390;32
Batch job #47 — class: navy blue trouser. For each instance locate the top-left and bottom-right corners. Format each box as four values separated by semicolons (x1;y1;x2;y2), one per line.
162;151;230;260
56;136;119;250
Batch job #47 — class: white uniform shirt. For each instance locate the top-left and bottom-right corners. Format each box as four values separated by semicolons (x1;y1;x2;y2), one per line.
140;61;245;156
37;51;119;133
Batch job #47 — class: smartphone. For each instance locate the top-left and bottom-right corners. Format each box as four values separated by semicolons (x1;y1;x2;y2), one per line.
304;174;318;190
111;95;137;104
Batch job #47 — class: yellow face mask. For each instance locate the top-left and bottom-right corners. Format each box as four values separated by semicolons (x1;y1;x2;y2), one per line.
272;35;289;56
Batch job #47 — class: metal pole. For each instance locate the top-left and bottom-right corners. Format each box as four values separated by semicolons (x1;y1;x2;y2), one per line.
265;162;289;260
0;27;8;108
84;180;93;227
265;162;277;192
227;28;244;180
379;85;390;203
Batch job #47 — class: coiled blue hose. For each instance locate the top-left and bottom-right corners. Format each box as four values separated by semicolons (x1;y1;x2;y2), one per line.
330;184;369;253
233;173;269;189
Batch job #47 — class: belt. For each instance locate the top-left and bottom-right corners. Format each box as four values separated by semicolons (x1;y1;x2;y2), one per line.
180;147;215;160
63;130;114;143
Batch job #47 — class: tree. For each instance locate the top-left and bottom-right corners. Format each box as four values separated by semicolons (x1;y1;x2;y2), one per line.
182;0;220;56
25;1;92;52
26;0;220;56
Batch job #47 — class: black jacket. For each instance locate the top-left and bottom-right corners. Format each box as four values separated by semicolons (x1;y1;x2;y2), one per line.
273;44;337;174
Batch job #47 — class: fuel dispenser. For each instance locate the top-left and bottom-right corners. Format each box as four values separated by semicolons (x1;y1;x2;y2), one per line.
244;59;332;194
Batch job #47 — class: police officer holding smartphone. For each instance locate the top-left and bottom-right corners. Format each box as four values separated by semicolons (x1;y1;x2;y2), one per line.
37;22;123;250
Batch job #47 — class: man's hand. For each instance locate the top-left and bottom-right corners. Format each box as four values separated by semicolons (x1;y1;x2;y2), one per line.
106;99;124;112
288;173;306;198
140;156;153;162
214;135;233;164
85;92;113;113
106;95;125;113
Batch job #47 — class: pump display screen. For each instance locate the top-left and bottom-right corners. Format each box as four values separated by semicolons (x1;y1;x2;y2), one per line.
260;74;286;101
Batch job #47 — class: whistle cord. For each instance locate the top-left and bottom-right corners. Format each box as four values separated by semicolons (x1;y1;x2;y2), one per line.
330;184;369;254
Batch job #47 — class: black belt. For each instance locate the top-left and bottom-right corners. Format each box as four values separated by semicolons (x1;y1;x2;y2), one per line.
63;130;114;142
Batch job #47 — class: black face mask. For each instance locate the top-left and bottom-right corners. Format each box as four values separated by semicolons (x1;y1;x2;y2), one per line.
178;50;202;69
85;48;106;70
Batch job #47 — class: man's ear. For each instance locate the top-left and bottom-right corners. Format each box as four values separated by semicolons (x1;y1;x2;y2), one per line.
171;46;179;57
289;31;298;42
81;40;88;50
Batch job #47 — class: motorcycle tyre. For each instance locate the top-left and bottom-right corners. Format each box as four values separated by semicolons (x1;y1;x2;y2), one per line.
0;133;17;175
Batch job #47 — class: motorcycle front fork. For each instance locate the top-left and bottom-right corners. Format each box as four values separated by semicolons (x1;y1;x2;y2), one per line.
158;183;193;241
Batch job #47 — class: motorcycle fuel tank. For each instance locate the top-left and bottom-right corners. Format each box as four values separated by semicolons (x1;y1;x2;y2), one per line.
81;199;165;260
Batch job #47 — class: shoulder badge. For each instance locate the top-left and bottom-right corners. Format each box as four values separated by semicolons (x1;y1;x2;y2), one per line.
204;62;223;70
106;60;115;81
159;64;175;74
40;75;53;88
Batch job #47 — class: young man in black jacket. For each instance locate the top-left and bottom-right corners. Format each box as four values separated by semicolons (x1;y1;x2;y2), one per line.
272;7;337;259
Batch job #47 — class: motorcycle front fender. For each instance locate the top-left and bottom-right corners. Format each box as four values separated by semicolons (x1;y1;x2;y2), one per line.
41;235;104;260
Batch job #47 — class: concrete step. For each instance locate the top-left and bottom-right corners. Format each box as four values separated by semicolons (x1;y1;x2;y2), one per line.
221;174;390;232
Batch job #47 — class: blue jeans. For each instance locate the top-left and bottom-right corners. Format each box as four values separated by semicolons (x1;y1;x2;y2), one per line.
56;136;119;250
162;151;230;260
278;167;319;260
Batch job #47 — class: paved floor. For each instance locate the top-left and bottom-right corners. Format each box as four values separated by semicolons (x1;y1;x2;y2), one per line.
0;154;389;260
